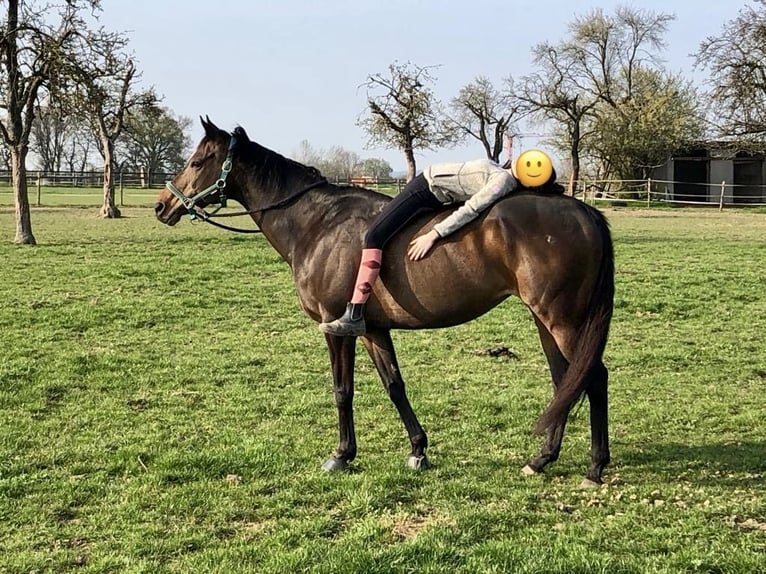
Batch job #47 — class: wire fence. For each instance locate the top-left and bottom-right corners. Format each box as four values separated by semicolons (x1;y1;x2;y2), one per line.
0;171;408;207
0;170;765;209
574;178;766;209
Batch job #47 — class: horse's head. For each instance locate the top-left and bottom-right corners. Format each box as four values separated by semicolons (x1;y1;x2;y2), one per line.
156;117;329;232
155;117;237;226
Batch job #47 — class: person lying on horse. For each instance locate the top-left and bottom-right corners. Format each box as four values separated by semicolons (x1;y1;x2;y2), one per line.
319;149;558;337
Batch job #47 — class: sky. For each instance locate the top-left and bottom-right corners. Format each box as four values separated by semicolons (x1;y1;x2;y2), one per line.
98;0;743;173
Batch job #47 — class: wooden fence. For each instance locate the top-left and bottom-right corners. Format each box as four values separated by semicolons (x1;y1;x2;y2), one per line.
0;170;764;209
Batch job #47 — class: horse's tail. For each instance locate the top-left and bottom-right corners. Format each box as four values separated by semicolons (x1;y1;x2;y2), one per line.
533;208;615;434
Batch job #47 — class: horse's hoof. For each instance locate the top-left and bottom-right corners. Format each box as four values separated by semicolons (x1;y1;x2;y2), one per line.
579;478;602;489
406;454;430;470
521;464;538;476
321;457;348;472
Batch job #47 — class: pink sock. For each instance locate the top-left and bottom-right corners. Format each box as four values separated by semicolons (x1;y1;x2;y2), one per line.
350;248;382;304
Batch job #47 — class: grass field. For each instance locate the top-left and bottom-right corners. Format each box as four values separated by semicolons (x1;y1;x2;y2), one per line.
0;186;160;208
0;205;764;573
0;182;404;208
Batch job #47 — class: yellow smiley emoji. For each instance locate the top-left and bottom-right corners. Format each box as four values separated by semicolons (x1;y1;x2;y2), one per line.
514;149;553;188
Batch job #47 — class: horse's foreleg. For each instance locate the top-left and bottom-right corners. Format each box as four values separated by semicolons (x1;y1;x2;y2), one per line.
583;361;610;486
362;330;429;470
524;316;570;475
322;334;357;472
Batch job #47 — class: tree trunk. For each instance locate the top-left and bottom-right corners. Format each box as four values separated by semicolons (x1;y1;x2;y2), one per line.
11;145;36;245
404;147;417;183
569;152;581;197
568;123;581;197
99;138;121;218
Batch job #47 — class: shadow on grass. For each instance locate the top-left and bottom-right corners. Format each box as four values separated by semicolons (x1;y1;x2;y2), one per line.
622;441;766;486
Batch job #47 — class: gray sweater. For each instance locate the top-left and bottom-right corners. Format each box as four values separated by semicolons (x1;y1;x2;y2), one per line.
423;159;518;237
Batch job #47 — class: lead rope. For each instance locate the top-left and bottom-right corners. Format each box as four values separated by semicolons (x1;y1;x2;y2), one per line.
191;207;263;234
193;177;328;234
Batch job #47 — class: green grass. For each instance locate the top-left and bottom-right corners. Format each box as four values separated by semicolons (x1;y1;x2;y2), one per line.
0;206;764;573
0;182;406;208
0;186;160;208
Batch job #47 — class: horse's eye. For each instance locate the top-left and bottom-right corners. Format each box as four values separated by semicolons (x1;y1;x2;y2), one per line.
191;152;214;169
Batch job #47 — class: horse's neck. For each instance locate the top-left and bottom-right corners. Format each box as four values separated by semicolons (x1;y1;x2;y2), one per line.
244;177;330;266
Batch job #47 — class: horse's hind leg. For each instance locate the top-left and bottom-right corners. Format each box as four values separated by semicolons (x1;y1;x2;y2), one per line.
524;316;570;475
361;330;429;470
584;361;610;486
321;334;358;472
528;317;611;485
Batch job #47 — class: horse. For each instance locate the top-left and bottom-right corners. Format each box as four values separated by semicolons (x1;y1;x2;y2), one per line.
154;118;615;486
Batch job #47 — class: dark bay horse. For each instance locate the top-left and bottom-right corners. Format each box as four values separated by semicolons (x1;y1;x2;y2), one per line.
155;118;615;486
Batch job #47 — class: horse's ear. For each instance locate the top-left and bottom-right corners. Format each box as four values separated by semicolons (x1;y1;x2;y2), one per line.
233;125;250;143
200;116;220;139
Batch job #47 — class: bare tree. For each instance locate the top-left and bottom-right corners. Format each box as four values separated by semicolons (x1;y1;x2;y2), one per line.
518;44;600;193
358;61;456;182
0;0;96;244
518;6;687;189
325;146;360;180
63;121;96;174
292;140;390;180
293;139;323;168
33;99;95;175
567;7;673;108
0;146;9;171
694;0;766;148
31;100;70;171
60;28;155;217
450;76;520;163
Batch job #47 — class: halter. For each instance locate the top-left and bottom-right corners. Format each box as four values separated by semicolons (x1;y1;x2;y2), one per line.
164;135;328;234
165;135;236;218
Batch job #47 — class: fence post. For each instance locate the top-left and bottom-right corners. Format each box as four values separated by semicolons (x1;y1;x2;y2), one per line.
119;170;124;207
646;178;652;208
719;181;726;211
36;171;41;206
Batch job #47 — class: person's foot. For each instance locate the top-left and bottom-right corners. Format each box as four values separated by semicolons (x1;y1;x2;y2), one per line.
319;315;365;336
319;304;366;336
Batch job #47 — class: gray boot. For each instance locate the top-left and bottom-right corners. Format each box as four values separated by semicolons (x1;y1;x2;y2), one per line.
319;303;366;336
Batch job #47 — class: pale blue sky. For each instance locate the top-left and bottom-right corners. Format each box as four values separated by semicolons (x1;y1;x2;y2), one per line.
100;0;742;172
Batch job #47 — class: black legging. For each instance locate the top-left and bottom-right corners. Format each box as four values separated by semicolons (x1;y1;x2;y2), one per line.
364;174;443;249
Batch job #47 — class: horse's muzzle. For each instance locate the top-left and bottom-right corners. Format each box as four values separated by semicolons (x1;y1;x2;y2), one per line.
154;201;180;226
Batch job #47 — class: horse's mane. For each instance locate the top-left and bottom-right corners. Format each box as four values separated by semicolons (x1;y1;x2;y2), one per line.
231;126;324;190
227;125;393;211
521;167;565;195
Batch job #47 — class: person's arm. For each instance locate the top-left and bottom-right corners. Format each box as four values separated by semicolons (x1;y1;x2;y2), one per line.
408;171;517;261
431;171;517;238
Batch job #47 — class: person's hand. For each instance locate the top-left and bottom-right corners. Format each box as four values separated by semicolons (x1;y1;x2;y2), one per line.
408;229;440;261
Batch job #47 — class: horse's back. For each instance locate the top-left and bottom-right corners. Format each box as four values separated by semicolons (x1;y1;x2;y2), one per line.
369;192;611;330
